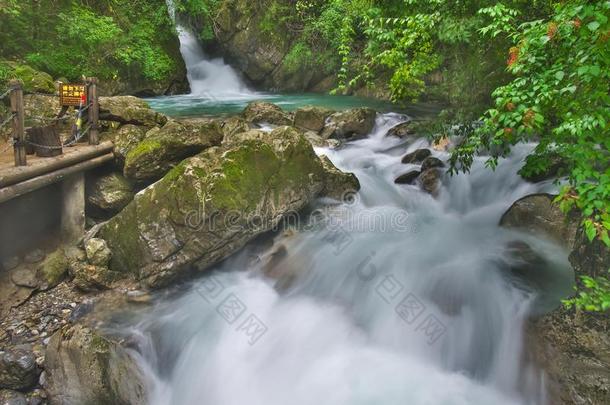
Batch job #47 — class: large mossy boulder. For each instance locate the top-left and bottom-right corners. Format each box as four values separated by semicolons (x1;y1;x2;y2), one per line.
45;325;146;405
36;248;69;290
100;126;360;287
0;62;55;94
321;108;377;139
113;125;148;167
86;172;134;218
293;106;334;133
242;101;291;125
123;119;224;184
500;193;580;249
99;96;167;128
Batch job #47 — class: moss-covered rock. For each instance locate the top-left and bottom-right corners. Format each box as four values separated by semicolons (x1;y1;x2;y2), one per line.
113;125;148;167
321;108;377;139
70;262;118;292
123;119;224;184
0;348;40;391
36;249;69;290
220;116;251;140
99;96;167;128
45;324;146;405
100;126;360;288
293;106;334;133
0;62;55;94
86;172;134;218
242;101;291;125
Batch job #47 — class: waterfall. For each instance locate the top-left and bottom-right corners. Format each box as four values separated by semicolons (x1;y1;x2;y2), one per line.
118;113;573;405
165;0;252;97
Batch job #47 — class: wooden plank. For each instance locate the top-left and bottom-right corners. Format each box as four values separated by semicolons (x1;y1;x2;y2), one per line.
0;153;114;204
0;141;113;188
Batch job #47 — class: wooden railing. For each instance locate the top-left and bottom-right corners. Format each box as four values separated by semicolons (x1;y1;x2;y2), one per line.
0;77;100;167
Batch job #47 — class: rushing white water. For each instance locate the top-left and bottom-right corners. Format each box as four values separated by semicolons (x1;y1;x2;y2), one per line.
166;0;252;98
117;113;573;405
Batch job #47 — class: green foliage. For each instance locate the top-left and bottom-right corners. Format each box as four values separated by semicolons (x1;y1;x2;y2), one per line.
0;0;181;85
564;273;610;312
175;0;220;41
449;1;610;311
451;1;610;246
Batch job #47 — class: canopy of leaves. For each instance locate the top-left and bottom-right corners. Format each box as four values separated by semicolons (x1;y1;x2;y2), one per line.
0;0;181;83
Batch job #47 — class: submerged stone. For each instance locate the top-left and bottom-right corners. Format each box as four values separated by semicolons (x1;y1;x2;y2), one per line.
395;170;421;185
402;149;431;164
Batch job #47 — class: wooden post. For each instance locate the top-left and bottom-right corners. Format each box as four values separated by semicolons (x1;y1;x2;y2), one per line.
87;77;99;145
9;80;26;166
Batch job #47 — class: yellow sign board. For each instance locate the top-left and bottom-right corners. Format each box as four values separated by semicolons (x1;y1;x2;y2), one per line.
59;84;87;107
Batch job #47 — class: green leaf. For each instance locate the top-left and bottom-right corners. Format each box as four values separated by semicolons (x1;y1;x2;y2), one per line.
587;21;600;31
555;71;565;81
586;222;597;241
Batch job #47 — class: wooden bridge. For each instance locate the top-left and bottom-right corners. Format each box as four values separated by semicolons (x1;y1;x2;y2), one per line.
0;78;114;246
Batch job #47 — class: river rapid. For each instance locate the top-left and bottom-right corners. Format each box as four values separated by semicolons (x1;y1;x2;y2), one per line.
116;8;574;403
111;107;573;405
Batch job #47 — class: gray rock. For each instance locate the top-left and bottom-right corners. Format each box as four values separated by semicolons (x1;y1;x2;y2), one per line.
420;156;445;171
293;106;334;132
123;119;224;184
0;389;28;405
242;101;292;125
86;172;134;218
321;108;376;139
85;239;112;268
529;308;610;405
23;250;45;264
1;257;20;272
45;325;146;405
10;267;38;289
99;96;167;127
303;131;340;149
500;194;580;249
0;348;40;391
386;121;415;138
113;125;148;168
220;116;251;139
395;171;421;185
402;149;431;164
419;169;442;195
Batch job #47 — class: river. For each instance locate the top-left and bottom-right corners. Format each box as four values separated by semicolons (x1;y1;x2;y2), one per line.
113;11;574;404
